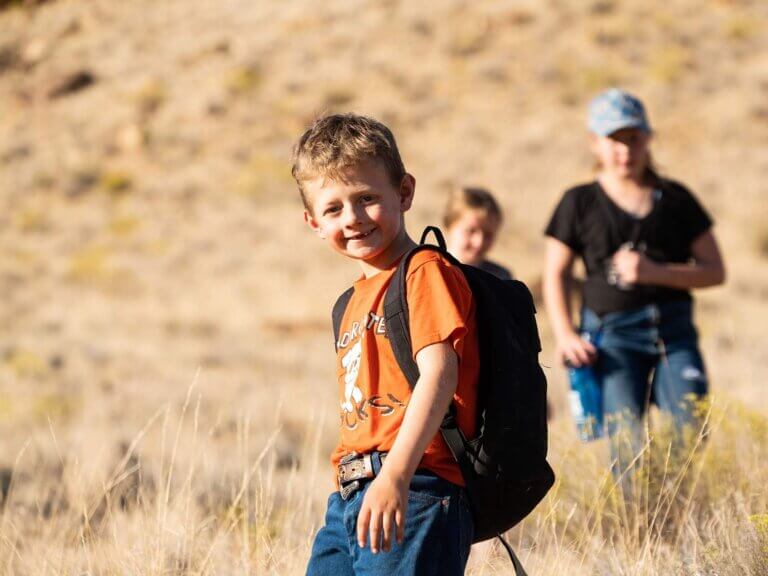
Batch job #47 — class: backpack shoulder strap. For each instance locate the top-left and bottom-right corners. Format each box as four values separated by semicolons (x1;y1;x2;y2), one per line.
383;246;428;388
383;227;459;388
419;225;447;248
384;240;476;475
332;286;355;351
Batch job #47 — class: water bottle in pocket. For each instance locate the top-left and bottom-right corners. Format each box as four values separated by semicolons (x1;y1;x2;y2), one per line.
567;333;604;442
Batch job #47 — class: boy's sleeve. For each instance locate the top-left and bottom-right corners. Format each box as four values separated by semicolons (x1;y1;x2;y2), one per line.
405;254;474;361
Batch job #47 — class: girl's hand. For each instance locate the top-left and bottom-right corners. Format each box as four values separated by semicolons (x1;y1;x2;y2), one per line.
356;471;408;553
611;248;658;285
557;331;597;367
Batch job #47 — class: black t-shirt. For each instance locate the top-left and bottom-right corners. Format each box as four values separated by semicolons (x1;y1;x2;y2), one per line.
478;259;513;280
544;179;713;316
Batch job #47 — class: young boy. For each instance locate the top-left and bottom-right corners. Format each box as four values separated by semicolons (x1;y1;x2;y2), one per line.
292;113;478;575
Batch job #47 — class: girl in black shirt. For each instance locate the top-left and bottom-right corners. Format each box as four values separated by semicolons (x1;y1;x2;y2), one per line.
543;89;725;482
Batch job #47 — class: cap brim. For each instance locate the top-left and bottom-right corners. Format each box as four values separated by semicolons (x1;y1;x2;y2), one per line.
590;118;651;136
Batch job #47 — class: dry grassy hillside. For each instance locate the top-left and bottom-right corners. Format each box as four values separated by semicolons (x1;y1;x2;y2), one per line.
1;0;767;574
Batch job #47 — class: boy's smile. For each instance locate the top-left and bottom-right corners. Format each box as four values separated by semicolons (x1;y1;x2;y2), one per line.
304;159;416;277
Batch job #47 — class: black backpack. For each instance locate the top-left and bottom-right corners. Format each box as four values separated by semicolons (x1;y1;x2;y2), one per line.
332;227;555;575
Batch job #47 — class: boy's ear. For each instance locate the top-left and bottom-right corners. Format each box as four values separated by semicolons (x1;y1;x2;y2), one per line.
304;210;326;239
399;173;416;212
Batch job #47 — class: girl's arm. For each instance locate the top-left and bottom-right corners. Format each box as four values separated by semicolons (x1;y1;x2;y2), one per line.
356;341;458;554
543;237;597;367
612;230;726;290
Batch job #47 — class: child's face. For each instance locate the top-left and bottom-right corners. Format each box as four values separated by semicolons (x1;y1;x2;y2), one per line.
303;159;414;273
590;127;651;180
446;209;500;266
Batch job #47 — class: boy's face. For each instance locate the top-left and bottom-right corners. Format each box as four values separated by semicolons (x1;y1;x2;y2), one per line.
446;209;500;266
303;159;415;273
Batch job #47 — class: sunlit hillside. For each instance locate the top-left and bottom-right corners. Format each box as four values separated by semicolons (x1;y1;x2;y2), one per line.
0;0;767;573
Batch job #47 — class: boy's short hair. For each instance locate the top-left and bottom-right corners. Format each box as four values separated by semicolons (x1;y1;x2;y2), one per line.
291;113;406;211
443;186;504;228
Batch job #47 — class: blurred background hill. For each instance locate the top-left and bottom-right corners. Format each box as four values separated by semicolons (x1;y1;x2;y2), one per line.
1;0;767;573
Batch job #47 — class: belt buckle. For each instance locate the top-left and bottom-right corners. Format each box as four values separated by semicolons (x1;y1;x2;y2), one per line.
362;453;373;477
336;452;358;484
340;480;361;501
339;451;359;465
337;451;359;483
337;452;375;501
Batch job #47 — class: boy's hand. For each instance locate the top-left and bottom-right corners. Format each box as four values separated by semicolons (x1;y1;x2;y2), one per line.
356;470;408;553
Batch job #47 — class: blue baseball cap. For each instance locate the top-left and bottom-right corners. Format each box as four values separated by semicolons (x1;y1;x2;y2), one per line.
587;88;651;136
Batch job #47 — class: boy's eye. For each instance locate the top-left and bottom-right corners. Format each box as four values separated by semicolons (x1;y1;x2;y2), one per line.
360;194;376;203
323;205;341;216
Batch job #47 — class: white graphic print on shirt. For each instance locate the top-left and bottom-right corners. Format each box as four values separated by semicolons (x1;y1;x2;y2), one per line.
341;341;363;413
337;310;405;430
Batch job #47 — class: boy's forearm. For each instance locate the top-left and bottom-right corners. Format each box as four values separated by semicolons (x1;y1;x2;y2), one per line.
379;342;458;485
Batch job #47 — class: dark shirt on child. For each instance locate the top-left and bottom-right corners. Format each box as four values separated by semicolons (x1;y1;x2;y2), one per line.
478;259;512;281
544;179;712;317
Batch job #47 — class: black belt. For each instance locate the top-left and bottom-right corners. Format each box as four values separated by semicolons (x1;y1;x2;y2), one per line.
337;452;387;500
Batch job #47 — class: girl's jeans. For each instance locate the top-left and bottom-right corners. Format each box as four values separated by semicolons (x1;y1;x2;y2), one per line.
307;456;473;576
580;301;708;480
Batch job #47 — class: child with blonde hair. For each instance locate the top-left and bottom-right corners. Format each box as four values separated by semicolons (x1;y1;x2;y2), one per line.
294;114;477;575
444;186;512;280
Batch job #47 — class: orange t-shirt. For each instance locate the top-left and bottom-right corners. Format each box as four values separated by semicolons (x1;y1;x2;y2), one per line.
331;250;479;486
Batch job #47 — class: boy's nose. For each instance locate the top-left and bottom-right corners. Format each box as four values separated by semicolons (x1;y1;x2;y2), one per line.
342;205;363;227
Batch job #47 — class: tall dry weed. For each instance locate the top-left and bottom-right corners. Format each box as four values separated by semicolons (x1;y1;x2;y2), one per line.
1;386;766;575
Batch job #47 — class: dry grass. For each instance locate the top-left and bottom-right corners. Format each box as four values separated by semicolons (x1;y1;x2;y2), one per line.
1;0;767;573
0;387;766;575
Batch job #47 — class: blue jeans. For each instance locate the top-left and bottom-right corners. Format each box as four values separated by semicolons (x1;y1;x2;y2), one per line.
307;456;473;576
580;301;708;478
